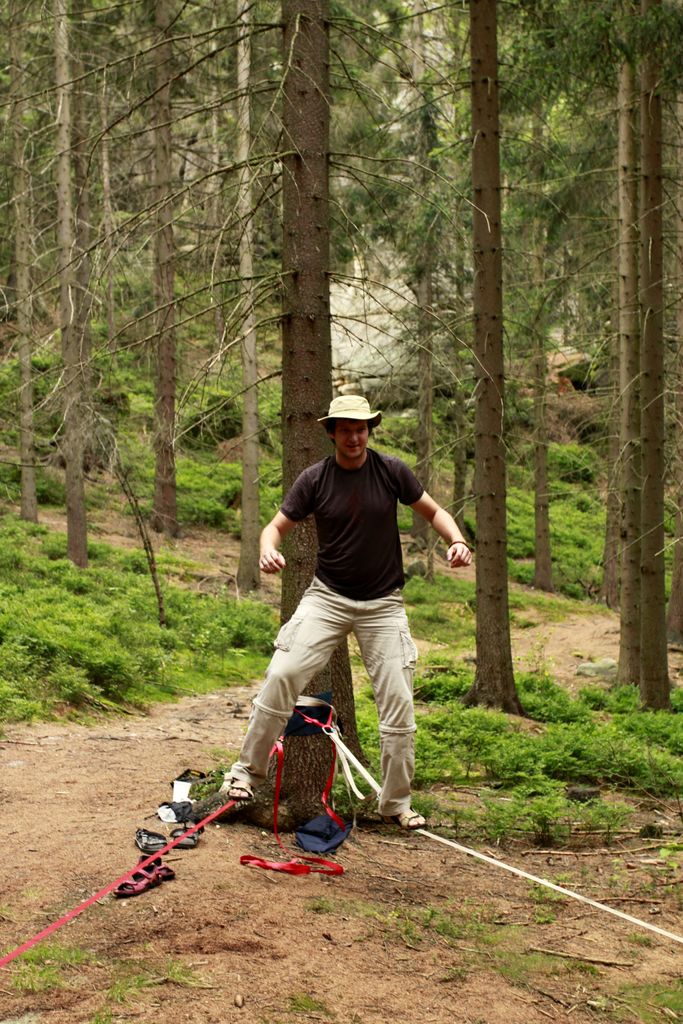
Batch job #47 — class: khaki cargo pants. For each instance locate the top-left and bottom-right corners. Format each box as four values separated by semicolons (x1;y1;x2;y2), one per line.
230;576;418;816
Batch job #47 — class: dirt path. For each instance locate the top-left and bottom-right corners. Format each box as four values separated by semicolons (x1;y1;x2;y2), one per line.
2;680;682;1024
2;511;682;1021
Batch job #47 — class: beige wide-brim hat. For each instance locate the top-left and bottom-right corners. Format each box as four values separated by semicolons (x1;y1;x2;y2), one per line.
317;395;382;428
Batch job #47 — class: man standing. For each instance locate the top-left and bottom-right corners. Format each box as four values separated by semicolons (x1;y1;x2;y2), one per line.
223;395;472;828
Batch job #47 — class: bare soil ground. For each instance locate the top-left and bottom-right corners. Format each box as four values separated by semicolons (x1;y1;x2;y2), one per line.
1;514;682;1023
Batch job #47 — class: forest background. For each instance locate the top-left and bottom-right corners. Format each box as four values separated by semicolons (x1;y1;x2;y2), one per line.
3;2;683;1019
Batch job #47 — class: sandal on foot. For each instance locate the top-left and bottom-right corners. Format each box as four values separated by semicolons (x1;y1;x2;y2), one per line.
219;777;254;802
382;810;427;830
113;865;161;899
142;856;175;882
170;825;203;849
135;828;168;854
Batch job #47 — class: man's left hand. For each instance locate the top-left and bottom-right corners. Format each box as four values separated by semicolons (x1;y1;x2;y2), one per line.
447;541;472;568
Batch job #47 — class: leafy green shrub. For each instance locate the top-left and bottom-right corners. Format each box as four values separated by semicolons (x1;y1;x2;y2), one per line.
507;486;605;599
671;688;683;713
0;516;274;719
483;786;574;846
121;455;244;530
414;665;473;703
578;685;640;714
34;469;67;506
178;384;243;448
575;799;632;842
547;443;598;483
516;672;590;723
176;596;276;657
481;783;632;846
415;704;512;786
617;711;683;757
404;575;476;646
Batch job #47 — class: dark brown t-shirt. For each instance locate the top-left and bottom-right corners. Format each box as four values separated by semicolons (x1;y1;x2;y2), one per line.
280;449;424;599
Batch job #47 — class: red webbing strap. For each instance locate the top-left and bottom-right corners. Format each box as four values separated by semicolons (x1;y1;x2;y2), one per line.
0;799;237;971
292;704;346;830
320;744;346;830
239;738;344;876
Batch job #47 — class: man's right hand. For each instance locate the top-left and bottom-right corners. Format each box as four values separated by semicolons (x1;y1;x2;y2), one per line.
259;549;286;574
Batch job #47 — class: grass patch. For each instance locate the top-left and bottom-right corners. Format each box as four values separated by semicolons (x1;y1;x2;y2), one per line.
0;514;275;721
105;959;203;1004
615;979;683;1022
287;994;332;1015
9;942;95;993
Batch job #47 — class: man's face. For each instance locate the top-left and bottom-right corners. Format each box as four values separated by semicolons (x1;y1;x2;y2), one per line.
331;418;369;465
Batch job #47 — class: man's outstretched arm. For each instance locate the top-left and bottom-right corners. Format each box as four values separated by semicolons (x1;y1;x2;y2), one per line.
411;492;472;568
259;511;296;573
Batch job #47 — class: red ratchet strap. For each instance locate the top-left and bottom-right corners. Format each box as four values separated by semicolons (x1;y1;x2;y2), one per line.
0;799;237;971
239;729;344;877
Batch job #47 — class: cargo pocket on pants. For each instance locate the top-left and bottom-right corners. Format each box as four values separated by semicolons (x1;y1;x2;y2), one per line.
399;628;418;669
274;613;305;652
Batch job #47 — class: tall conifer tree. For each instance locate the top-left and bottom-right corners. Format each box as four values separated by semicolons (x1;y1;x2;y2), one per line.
463;0;521;714
638;0;669;708
278;0;360;821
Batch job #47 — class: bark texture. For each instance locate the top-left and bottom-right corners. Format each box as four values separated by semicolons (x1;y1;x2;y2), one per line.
55;0;88;567
463;0;521;714
532;317;552;592
638;0;669;709
601;314;620;609
666;92;683;643
278;0;360;822
410;4;435;567
617;58;641;685
151;0;179;537
10;0;38;523
236;0;261;594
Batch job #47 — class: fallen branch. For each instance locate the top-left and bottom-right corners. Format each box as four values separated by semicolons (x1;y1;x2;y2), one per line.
527;947;634;968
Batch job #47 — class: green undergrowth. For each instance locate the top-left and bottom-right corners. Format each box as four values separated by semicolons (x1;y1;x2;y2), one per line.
614;978;683;1022
351;661;683;845
403;572;588;650
8;941;95;993
0;514;275;723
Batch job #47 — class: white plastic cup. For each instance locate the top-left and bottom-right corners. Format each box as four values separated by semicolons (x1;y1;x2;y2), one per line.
172;779;192;801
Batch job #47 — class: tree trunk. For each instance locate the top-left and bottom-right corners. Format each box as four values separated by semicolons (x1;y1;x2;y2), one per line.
10;0;38;523
463;0;521;714
72;0;92;470
410;2;434;570
55;0;88;567
638;0;669;710
666;92;683;643
235;0;261;594
278;0;360;822
151;0;179;537
532;306;552;592
600;311;620;608
414;270;434;577
617;57;641;684
451;236;469;535
100;85;116;350
529;118;552;594
209;4;226;347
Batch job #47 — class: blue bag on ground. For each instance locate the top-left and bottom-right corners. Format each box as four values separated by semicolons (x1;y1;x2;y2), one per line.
295;813;352;853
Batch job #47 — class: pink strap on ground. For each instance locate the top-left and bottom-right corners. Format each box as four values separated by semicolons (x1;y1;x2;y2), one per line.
0;799;236;970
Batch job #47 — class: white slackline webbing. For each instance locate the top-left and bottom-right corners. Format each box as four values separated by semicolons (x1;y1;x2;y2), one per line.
326;725;683;949
417;828;683;948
